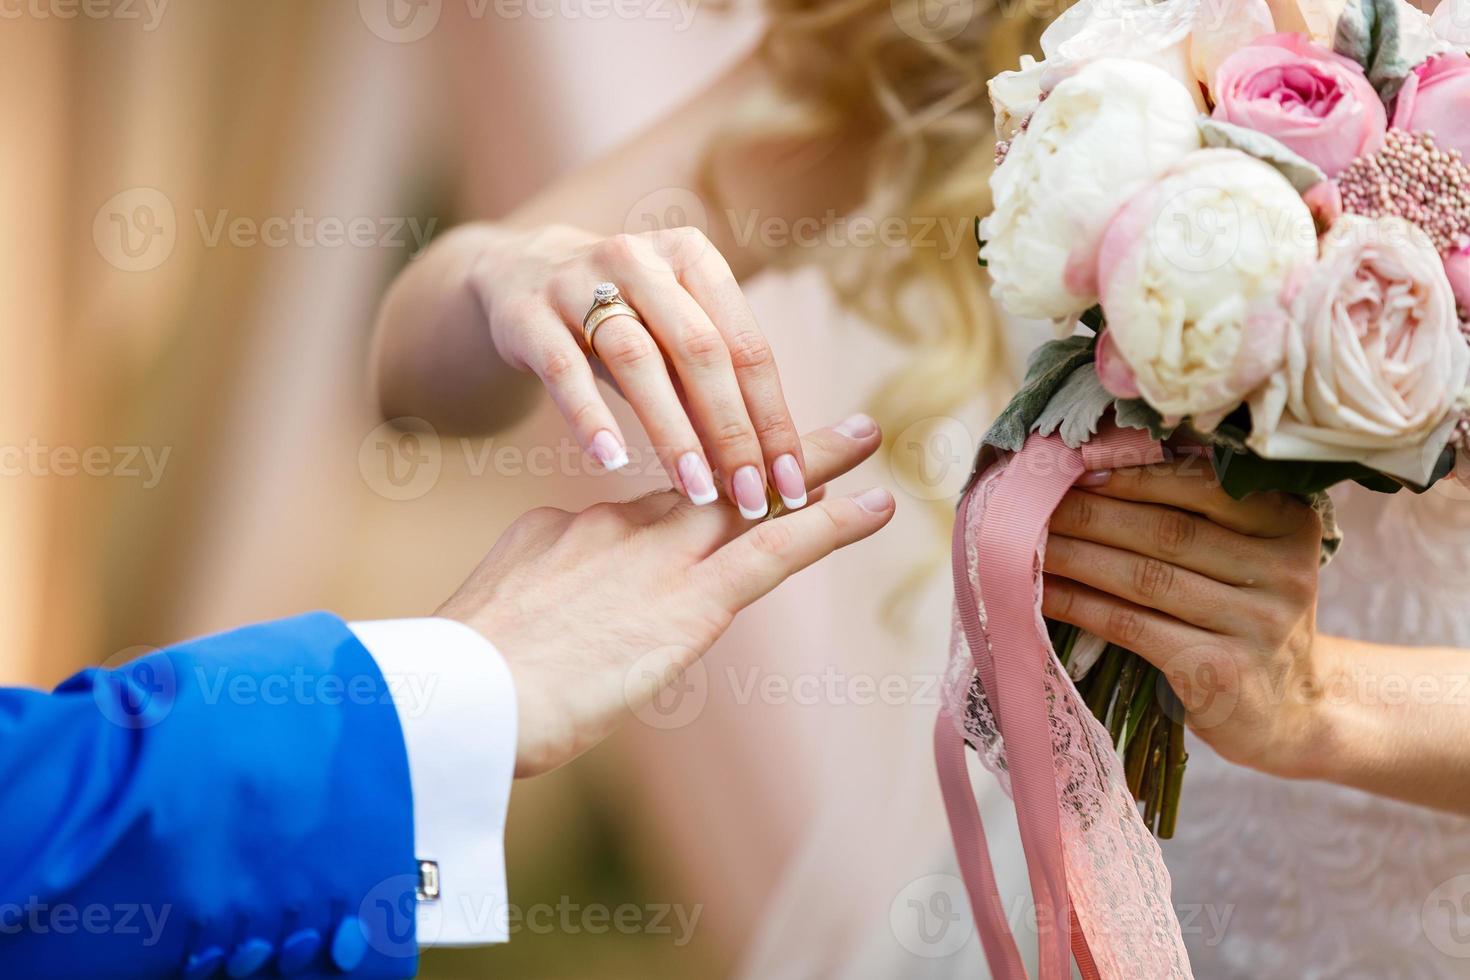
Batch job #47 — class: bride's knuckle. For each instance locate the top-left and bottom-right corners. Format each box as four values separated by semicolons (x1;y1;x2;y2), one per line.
1154;509;1197;556
1132;556;1176;602
1068;492;1098;534
598;325;658;368
489;294;542;335
727;330;774;373
596;233;642;266
538;348;578;386
1106;606;1148;647
678;325;728;367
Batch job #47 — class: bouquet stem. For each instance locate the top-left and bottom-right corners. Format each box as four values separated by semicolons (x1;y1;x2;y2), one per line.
1054;622;1188;838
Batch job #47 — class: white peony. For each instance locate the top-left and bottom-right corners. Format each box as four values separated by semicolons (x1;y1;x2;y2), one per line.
1095;149;1318;426
988;0;1207;137
981;59;1203;322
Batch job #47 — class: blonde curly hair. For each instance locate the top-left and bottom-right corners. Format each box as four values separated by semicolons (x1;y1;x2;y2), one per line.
707;1;1054;617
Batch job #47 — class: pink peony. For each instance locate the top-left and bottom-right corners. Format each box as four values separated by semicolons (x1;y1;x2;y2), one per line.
1392;52;1470;163
1249;215;1470;482
1094;329;1141;399
1212;34;1387;177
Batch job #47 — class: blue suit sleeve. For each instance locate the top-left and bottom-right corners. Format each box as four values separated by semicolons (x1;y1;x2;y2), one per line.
0;612;420;979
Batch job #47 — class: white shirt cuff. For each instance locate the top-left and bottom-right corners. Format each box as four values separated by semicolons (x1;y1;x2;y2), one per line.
348;617;516;946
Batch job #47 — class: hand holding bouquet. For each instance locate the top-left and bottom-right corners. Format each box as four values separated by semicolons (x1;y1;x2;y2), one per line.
940;3;1470;975
972;0;1470;839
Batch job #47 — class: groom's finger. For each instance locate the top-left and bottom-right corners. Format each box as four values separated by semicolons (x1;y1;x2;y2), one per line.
797;413;883;487
694;487;896;610
661;413;883;550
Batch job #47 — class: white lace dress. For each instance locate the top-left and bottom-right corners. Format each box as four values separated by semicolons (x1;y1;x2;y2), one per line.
1158;480;1470;978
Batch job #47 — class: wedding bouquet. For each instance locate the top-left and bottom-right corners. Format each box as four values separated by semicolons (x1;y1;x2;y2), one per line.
936;1;1470;976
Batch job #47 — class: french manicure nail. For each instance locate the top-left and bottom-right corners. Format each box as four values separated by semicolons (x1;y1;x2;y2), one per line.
1077;469;1112;488
833;413;879;440
733;465;768;520
852;487;894;514
678;452;718;506
771;454;807;510
589;430;628;472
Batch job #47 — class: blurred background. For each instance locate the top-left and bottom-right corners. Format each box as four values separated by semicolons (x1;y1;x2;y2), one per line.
0;2;1006;976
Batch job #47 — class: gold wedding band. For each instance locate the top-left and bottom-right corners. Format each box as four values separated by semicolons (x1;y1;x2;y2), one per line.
583;282;646;360
764;482;786;522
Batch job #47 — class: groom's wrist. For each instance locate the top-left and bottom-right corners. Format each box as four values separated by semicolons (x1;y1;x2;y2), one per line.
348;618;517;945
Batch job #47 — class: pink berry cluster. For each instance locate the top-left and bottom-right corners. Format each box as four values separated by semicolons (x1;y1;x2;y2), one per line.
1338;129;1470;253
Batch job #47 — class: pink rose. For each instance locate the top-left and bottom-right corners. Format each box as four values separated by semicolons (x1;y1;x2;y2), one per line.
1213;33;1387;177
1249;215;1470;482
1303;179;1343;230
1392;52;1470;162
1445;246;1470;311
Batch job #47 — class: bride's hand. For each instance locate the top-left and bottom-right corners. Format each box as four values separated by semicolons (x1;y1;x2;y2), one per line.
1039;454;1329;778
470;222;806;519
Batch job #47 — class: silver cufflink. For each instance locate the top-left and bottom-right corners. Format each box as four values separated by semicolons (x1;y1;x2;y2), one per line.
417;859;441;901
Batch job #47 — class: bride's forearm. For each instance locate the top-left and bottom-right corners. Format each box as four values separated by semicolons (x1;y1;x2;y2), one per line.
370;223;540;434
1305;634;1470;815
371;51;874;435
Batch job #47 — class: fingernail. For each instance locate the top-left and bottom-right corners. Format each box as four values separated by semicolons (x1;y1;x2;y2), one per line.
589;430;628;472
732;465;768;520
1077;469;1112;488
771;454;807;510
678;452;718;506
833;413;878;440
852;487;894;514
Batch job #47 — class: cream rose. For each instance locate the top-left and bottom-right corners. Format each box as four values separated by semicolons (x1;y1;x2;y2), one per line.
1249;215;1470;482
981;59;1203;322
1095;149;1318;426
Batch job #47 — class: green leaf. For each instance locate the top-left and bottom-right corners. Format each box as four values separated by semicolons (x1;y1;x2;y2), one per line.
1113;398;1178;442
1078;306;1105;334
1033;364;1114;449
982;336;1095;453
1210;443;1404;499
1197;119;1328;193
1335;0;1413;102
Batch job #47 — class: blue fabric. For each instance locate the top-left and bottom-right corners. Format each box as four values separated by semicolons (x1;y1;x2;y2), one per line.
0;613;419;978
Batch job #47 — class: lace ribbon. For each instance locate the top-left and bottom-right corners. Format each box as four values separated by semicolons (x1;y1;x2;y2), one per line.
934;420;1193;979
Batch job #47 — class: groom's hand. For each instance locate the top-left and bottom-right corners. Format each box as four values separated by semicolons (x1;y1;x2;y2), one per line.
438;414;893;777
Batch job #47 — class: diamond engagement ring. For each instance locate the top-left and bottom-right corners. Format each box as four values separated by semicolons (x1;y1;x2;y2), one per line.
582;282;645;360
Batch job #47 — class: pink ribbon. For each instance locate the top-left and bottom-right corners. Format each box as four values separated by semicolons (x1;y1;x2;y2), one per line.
936;421;1163;980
